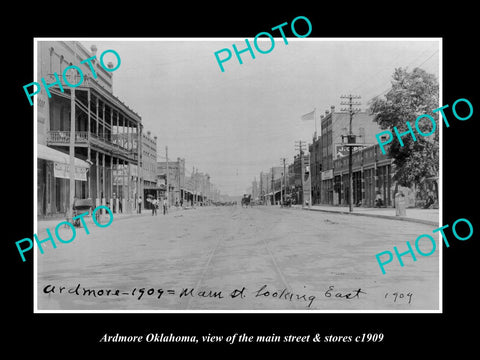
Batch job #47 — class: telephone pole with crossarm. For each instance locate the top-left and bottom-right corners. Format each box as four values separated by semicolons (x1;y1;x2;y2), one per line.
340;94;362;212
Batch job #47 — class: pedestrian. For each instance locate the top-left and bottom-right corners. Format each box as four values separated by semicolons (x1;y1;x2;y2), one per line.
137;196;142;214
163;197;168;215
152;198;158;216
180;198;183;208
424;190;435;209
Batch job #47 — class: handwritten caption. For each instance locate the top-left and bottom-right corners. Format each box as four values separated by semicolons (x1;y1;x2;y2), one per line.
99;332;385;344
42;283;413;307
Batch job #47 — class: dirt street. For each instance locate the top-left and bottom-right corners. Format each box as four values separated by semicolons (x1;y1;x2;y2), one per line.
36;205;439;311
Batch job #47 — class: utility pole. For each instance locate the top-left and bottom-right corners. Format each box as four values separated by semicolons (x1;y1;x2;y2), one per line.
294;140;307;207
178;158;181;204
165;146;169;207
305;153;312;209
192;166;195;205
259;171;263;205
68;41;77;222
280;158;287;206
340;94;361;212
271;167;274;206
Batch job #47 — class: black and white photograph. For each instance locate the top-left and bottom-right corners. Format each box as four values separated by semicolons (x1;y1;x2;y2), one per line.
7;7;478;354
33;38;441;312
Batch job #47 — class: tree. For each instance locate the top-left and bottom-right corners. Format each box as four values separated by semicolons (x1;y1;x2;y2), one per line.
369;67;439;203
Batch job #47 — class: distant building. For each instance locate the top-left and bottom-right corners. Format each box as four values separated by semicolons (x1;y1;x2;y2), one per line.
257;167;284;204
140;131;158;208
259;171;269;204
251;178;259;200
289;153;309;205
157;158;185;206
268;167;283;204
182;168;212;205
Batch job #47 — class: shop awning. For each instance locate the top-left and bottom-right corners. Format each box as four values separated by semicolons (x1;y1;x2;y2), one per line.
38;144;90;181
37;144;90;168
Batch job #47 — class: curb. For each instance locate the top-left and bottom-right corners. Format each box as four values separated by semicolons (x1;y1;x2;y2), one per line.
303;207;439;226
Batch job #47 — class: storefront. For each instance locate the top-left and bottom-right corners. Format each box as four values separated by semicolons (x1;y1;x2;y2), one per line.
376;163;392;207
363;167;375;207
321;169;334;205
37;144;90;218
143;184;165;209
331;144;395;208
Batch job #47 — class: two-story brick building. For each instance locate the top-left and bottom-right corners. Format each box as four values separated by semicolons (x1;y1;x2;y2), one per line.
309;105;382;205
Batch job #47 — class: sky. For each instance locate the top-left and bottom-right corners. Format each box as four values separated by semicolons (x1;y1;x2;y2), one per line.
79;38;440;196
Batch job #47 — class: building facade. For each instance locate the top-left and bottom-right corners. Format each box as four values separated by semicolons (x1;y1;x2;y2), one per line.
37;41;142;218
268;167;284;204
289;153;309;205
256;167;284;205
258;171;269;204
333;143;395;207
251;178;259;201
316;105;382;205
309;135;322;205
157;158;186;206
183;168;212;205
140;130;158;209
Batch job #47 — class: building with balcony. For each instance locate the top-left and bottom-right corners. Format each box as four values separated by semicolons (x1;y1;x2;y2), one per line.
37;41;142;217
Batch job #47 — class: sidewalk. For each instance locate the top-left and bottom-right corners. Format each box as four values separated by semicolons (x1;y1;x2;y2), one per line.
36;205;189;232
299;204;440;226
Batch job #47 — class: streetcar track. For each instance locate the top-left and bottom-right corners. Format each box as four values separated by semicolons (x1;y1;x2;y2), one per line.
182;206;239;310
175;206;379;310
182;231;226;310
244;208;305;310
182;206;311;310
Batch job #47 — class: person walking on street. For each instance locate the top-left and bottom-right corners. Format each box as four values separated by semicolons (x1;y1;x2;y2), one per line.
152;198;158;216
375;192;383;207
163;197;168;215
137;196;142;214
